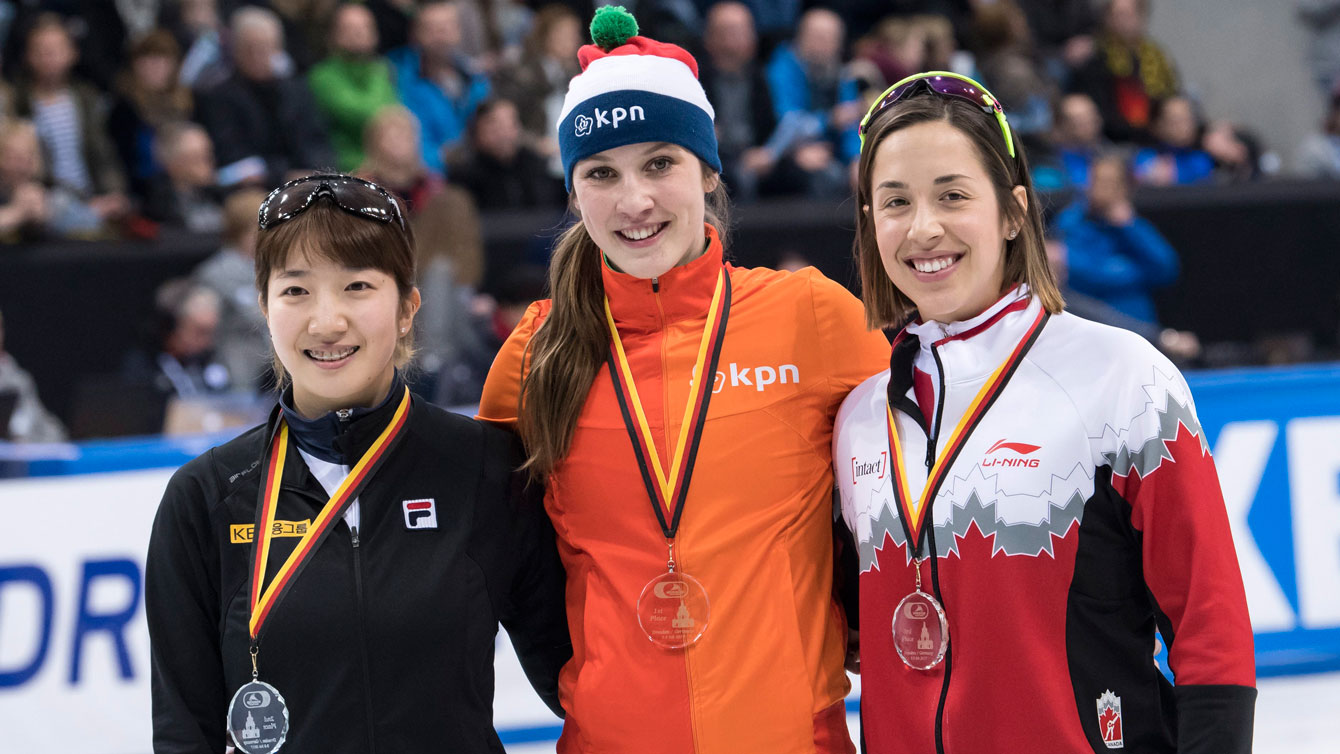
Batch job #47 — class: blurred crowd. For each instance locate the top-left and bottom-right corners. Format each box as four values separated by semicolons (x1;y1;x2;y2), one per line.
0;0;1334;441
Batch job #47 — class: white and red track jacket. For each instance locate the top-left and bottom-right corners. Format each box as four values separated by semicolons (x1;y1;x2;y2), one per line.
834;287;1256;754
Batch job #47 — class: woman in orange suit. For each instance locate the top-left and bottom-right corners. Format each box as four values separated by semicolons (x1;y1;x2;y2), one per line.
477;7;889;753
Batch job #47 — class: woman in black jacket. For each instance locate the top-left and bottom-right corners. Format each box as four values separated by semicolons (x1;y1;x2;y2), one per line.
145;173;570;754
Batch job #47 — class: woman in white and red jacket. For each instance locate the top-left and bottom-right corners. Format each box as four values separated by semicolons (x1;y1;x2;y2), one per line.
834;72;1255;754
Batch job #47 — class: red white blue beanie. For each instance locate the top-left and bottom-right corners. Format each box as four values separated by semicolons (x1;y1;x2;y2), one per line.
558;6;720;190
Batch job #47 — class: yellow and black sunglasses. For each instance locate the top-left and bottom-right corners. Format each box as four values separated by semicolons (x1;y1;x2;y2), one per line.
858;71;1015;159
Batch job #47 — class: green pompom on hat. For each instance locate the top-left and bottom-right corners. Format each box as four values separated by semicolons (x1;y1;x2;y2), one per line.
590;5;639;51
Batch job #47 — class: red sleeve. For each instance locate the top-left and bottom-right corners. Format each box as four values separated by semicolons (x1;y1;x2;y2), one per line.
1108;369;1256;752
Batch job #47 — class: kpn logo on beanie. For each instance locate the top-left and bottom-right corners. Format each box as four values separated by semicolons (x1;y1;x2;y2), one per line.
557;6;721;189
573;104;646;137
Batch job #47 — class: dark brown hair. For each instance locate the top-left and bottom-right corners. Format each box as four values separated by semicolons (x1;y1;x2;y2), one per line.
519;164;730;478
854;94;1063;329
254;195;418;384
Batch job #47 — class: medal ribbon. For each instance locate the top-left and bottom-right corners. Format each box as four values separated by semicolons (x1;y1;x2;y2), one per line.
248;386;412;640
887;309;1048;553
604;267;731;539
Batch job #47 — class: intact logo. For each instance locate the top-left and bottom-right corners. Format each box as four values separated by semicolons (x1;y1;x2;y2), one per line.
710;362;799;393
981;438;1041;468
852;452;887;484
1096;690;1124;749
402;499;437;530
574;105;645;137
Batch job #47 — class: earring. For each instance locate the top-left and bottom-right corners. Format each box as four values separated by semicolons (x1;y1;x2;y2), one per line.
400;327;407;335
1007;229;1018;240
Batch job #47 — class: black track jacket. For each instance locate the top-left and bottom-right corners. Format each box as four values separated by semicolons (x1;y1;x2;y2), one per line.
146;395;571;753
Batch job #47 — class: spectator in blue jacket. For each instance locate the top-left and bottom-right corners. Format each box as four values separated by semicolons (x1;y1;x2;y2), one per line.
1053;153;1179;325
1132;95;1214;186
764;7;864;197
389;1;491;174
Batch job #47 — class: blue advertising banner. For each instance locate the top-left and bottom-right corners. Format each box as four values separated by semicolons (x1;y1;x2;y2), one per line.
1186;364;1340;676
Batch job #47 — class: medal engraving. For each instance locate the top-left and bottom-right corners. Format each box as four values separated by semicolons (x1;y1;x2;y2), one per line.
892;590;948;670
637;571;710;649
227;680;290;754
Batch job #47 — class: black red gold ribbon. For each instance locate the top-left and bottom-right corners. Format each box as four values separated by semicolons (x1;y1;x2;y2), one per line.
605;268;731;539
887;309;1047;553
248;387;412;640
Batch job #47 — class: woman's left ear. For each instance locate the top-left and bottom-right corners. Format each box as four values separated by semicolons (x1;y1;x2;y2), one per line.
400;287;422;333
1008;185;1028;237
703;171;720;194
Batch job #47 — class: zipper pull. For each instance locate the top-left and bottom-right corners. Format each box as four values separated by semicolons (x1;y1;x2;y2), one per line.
925;443;934;471
336;408;353;423
350;524;360;548
651;277;660;293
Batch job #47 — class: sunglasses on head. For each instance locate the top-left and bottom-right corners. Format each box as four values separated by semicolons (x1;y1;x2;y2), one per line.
257;174;406;231
858;71;1015;159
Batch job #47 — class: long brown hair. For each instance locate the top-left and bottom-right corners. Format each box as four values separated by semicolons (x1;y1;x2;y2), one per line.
519;170;731;477
854;94;1063;329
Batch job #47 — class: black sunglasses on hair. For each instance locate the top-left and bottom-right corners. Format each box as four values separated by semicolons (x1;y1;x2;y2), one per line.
257;174;406;231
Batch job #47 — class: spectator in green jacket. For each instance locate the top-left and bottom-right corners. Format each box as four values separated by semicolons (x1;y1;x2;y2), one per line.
309;3;399;171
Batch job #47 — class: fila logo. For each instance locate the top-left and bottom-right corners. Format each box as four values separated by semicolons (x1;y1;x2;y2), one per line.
982;438;1041;468
852;452;887;483
1096;690;1124;748
575;105;646;137
710;362;800;393
402;499;437;530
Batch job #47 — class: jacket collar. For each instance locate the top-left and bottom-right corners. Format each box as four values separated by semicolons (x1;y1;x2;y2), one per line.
278;371;407;465
890;286;1038;404
602;224;725;333
904;285;1030;347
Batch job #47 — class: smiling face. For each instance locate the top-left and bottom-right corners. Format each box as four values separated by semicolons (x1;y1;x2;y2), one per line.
868;120;1024;324
262;246;419;418
571;142;717;279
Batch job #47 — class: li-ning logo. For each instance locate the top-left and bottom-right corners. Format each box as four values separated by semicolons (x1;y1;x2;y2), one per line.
852;452;887;484
574;105;646;137
981;438;1041;468
1096;690;1124;748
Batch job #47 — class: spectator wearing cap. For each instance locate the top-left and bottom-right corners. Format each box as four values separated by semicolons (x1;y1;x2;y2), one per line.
1132;95;1214;186
13;14;130;227
764;7;864;197
1053;153;1180;326
108;28;194;199
195;6;336;188
389;1;492;174
0;307;67;443
309;2;399;172
191;188;270;392
1068;0;1178;143
144;122;224;233
445;97;566;210
496;4;583;175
